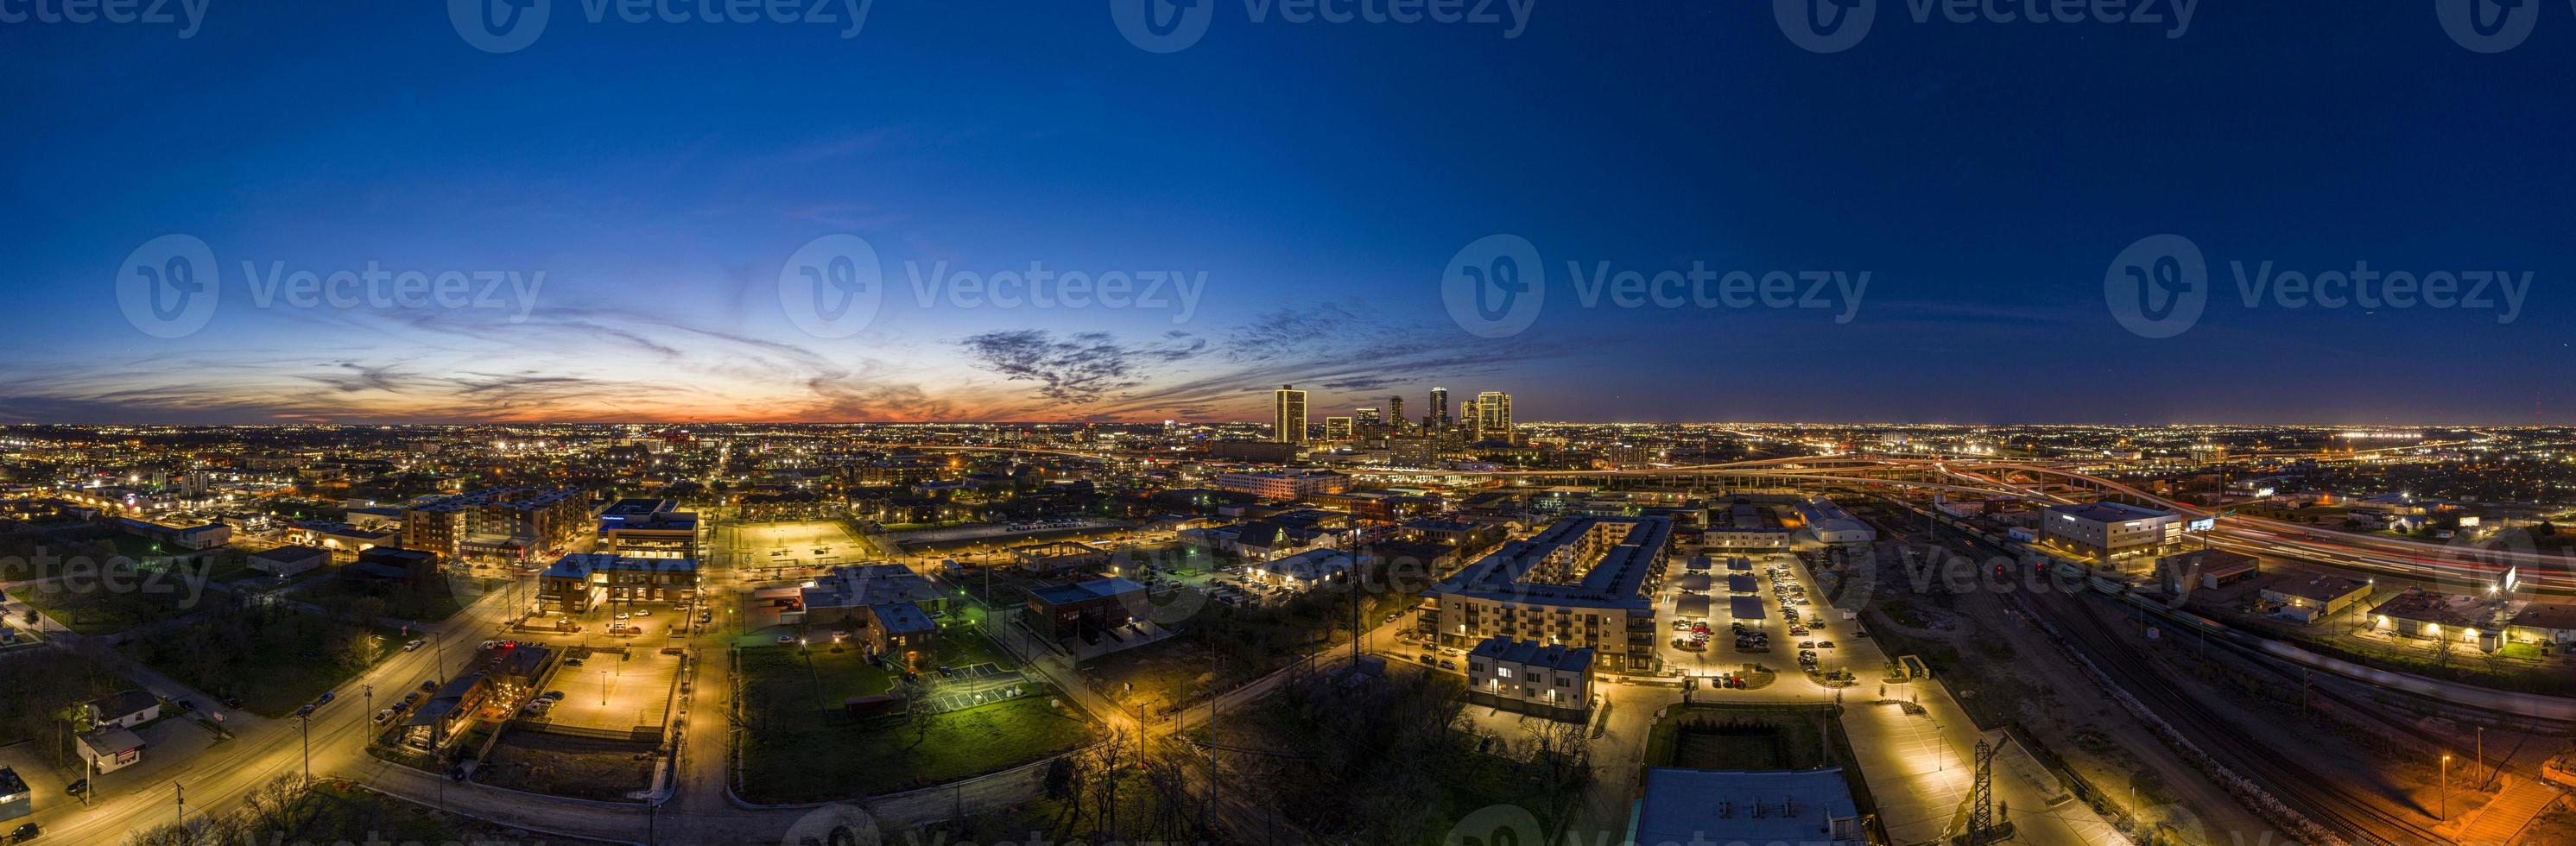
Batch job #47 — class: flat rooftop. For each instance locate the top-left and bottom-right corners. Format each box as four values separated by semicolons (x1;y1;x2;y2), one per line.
1428;515;1673;610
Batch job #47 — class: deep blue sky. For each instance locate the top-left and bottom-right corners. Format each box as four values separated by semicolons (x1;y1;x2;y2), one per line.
2;2;2568;425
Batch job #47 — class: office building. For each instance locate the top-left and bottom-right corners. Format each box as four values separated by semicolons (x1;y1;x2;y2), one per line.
1475;391;1514;442
597;497;699;559
1353;407;1382;435
1387;395;1405;432
2039;501;2181;563
1325;416;1354;442
1274;384;1307;445
1421;515;1673;674
1429;388;1449;430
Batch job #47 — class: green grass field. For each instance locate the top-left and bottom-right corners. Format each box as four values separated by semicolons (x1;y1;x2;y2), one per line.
738;688;1098;802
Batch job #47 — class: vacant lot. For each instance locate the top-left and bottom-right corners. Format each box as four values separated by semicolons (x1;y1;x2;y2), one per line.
129;606;403;717
477;729;655;802
738;687;1098;803
1644;704;1840;772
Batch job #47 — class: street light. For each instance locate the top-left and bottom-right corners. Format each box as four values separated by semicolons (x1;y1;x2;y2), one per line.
2440;753;2453;821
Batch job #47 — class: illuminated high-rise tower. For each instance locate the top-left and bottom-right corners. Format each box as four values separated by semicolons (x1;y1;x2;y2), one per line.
1476;391;1514;442
1387;396;1406;433
1429;388;1450;430
1274;384;1307;445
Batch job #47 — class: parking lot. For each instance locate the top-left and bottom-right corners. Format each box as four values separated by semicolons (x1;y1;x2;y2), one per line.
535;649;681;733
1658;550;1849;684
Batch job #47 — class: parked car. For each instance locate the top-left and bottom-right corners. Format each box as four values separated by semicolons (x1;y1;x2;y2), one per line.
9;822;40;843
294;704;316;717
418;679;439;693
633;609;652;617
539;691;565;701
315;691;334;704
220;697;244;710
775;634;796;644
64;780;88;798
372;709;395;724
403;640;425;652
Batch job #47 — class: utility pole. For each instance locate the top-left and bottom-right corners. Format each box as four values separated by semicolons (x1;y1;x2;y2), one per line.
173;780;184;828
297;714;311;780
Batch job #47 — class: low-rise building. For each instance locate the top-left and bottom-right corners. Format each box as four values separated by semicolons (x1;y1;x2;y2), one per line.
2155;547;2258;593
76;727;147;773
85;690;161;729
1630;767;1865;846
1464;636;1592;721
1792;497;1876;545
0;766;29;823
536;553;699;614
2258;571;2374;623
596;498;699;559
1244;548;1360;590
1209;469;1350;502
2039;501;2180;562
798;564;946;628
861;602;939;663
282;521;395;560
1026;577;1149;642
247;545;329;578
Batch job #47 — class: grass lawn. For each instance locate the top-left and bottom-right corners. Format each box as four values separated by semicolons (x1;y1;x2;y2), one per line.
15;582;199;635
1643;704;1839;771
739;690;1098;802
740;643;896;706
935;630;1017;669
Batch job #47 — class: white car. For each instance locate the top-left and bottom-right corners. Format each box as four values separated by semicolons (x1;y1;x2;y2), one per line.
403;640;425;652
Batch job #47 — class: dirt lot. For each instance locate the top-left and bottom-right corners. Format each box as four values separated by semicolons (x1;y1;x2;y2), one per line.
475;729;655;802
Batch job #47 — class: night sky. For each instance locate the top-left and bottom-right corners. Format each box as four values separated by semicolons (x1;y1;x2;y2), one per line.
3;2;2569;425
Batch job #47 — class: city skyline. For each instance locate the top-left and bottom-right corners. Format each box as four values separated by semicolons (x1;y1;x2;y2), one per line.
6;3;2572;426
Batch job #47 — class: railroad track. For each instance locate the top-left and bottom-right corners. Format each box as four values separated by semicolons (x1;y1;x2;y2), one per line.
2029;589;2458;846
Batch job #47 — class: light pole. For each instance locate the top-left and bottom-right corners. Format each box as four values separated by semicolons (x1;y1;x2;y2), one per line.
297;714;312;781
2440;753;2453;821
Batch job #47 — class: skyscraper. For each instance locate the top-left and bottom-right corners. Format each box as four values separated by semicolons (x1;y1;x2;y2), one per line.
1325;416;1353;441
1274;384;1307;445
1476;391;1514;442
1387;396;1406;433
1355;407;1383;431
1429;388;1449;430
